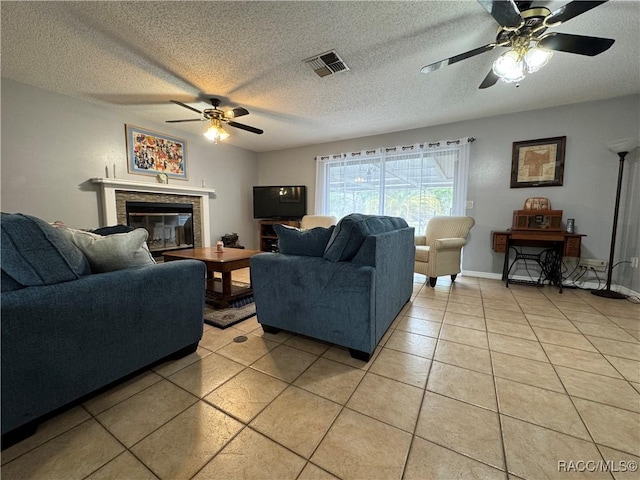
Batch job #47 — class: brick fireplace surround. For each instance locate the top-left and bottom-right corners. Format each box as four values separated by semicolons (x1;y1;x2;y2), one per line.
90;178;216;247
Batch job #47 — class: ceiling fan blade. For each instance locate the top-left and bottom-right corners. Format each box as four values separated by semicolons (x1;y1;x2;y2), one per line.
165;118;205;123
170;100;202;114
539;33;615;56
226;121;264;135
479;70;500;89
546;1;608;25
421;44;496;74
477;0;523;28
230;107;249;118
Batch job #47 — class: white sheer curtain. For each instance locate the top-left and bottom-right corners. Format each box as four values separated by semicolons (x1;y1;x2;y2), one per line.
315;137;473;232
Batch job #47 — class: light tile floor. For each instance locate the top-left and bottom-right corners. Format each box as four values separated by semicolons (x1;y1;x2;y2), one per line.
2;272;640;480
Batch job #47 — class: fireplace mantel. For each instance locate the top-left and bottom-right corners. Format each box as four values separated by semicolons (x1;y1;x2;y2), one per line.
90;177;216;247
90;177;216;196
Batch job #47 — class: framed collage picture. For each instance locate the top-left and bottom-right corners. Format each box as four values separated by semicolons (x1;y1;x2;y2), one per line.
125;125;188;180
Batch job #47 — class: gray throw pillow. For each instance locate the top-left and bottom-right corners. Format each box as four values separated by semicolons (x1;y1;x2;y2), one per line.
273;224;335;257
58;227;156;273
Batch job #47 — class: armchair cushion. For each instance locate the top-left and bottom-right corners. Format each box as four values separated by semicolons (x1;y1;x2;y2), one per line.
415;245;430;263
273;224;335;257
300;215;337;230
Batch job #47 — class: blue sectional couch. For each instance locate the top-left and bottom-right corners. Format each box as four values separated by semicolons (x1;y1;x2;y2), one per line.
1;213;205;445
250;214;415;360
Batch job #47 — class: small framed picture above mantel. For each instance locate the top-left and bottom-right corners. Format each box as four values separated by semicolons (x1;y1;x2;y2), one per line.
125;124;188;180
510;136;566;188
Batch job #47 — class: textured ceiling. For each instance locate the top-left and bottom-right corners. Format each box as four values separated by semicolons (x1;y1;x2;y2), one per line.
2;1;639;152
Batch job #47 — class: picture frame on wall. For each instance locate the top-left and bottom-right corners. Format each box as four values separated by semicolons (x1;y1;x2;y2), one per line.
510;136;566;188
125;124;188;180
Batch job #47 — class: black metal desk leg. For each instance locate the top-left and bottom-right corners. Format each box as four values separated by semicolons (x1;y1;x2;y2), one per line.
503;239;511;287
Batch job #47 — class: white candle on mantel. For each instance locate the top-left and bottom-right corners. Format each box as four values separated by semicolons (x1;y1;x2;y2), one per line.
202;178;206;187
113;163;116;178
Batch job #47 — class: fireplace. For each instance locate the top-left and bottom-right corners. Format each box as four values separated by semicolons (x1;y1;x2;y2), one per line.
90;177;216;249
126;202;194;255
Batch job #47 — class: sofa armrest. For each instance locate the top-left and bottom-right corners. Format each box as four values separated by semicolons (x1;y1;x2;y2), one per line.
351;227;414;346
251;253;376;352
432;237;467;251
415;235;427;246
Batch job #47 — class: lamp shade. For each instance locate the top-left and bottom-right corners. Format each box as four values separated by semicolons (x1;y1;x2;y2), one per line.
607;138;639;154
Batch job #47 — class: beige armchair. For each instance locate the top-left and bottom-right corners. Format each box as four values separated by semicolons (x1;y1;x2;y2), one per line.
300;215;337;230
415;216;475;287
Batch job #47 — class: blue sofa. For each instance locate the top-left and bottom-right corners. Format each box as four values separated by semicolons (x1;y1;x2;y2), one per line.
250;214;415;360
1;213;205;445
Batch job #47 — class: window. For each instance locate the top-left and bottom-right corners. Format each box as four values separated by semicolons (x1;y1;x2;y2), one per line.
315;138;472;233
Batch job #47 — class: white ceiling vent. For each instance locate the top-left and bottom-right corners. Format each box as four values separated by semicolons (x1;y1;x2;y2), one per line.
303;50;349;78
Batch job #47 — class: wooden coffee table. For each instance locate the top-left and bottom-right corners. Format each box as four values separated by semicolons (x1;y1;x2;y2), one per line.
164;247;261;308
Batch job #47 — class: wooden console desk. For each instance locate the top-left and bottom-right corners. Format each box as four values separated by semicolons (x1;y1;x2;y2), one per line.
492;230;586;291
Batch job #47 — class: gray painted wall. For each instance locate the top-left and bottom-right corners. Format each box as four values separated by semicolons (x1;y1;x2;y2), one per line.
257;95;640;289
2;79;637;289
1;79;259;249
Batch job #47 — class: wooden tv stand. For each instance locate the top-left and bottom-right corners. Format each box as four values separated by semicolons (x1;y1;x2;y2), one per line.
259;219;300;252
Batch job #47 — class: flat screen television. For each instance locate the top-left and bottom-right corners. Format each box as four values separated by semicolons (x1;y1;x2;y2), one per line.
253;185;307;219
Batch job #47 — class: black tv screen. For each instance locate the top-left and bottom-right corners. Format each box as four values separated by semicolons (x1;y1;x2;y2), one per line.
253;186;307;219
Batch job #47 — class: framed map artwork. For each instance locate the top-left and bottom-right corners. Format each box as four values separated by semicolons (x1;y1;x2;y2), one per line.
126;125;188;180
510;136;566;188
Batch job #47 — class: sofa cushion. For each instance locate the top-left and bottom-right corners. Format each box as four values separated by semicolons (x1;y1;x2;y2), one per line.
1;213;91;287
323;213;409;262
58;227;156;273
1;269;25;292
274;224;335;257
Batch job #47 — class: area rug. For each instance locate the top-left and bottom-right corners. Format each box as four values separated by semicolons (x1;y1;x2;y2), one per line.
204;294;256;329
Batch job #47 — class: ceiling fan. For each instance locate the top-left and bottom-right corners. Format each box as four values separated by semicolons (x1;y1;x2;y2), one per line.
421;0;615;88
166;98;263;142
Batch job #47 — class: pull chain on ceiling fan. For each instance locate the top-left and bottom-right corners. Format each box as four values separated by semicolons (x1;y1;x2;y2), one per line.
421;0;615;88
166;98;263;143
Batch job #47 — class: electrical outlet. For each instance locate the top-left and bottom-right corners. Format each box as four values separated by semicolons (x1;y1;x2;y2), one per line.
631;257;639;268
578;258;608;272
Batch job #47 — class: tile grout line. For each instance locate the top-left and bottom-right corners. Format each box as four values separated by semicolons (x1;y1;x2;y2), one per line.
481;284;512;480
399;280;446;480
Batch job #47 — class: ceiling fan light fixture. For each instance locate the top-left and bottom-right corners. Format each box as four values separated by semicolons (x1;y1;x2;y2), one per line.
204;119;229;143
492;50;525;82
524;45;553;72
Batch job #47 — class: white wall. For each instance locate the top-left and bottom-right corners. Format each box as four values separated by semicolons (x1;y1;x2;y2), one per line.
1;79;259;249
257;95;640;288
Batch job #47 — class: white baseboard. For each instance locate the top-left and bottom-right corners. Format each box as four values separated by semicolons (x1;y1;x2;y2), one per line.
461;270;640;298
462;270;502;280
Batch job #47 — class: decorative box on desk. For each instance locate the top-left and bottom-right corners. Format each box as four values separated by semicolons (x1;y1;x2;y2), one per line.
512;209;563;231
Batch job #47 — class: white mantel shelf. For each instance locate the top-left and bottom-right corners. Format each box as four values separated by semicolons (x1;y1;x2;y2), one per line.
90;177;216;196
91;177;215;247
